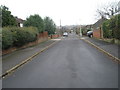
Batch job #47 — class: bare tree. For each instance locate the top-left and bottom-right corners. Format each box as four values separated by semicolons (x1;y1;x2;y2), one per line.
96;1;119;19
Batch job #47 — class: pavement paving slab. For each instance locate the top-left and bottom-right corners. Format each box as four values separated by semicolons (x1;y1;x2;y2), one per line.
2;39;57;73
85;37;119;58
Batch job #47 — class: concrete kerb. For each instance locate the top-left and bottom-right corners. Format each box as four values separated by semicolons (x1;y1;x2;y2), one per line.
1;39;61;79
81;38;120;64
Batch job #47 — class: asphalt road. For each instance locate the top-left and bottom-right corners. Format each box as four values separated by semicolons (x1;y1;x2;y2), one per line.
3;33;118;88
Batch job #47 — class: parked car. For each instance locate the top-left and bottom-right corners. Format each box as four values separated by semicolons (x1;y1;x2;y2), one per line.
63;32;68;37
87;31;93;38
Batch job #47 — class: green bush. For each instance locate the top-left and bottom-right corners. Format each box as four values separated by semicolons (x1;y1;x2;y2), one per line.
21;27;39;42
2;28;13;49
115;14;120;40
102;14;120;40
109;15;120;40
2;27;39;49
102;20;112;38
0;29;2;50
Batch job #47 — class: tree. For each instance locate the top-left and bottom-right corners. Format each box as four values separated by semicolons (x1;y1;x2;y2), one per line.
1;5;17;27
102;14;120;42
109;15;120;40
96;2;119;19
44;17;56;35
24;14;44;33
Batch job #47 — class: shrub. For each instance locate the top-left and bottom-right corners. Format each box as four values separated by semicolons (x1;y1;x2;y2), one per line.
102;14;120;40
0;29;2;50
102;20;112;38
11;27;39;47
115;14;120;40
2;28;13;49
21;27;39;42
109;15;120;40
2;27;39;49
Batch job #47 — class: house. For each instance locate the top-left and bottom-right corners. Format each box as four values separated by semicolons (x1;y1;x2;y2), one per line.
92;18;107;38
15;17;25;27
81;24;93;35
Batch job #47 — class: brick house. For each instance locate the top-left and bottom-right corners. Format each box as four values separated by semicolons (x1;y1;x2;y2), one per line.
92;18;107;38
81;25;93;35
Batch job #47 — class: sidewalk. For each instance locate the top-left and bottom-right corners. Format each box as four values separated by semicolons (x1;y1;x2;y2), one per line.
83;37;119;59
2;39;61;74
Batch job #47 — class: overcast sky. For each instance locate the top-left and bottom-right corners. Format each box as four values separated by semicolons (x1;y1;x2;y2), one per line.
1;0;119;26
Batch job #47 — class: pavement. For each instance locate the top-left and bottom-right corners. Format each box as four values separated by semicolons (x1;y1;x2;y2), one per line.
2;39;60;74
82;37;119;59
3;33;118;88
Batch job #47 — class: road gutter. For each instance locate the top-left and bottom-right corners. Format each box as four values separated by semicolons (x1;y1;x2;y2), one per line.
1;39;61;79
81;38;120;64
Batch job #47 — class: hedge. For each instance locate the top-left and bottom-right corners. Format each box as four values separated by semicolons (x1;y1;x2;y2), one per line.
102;14;120;40
102;20;112;38
2;27;39;49
2;28;13;49
0;29;2;50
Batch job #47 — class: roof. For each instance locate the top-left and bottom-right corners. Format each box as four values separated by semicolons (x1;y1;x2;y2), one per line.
15;17;25;23
92;18;107;29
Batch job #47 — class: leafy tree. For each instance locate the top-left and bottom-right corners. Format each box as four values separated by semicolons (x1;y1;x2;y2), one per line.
23;14;44;33
1;5;17;27
44;17;56;35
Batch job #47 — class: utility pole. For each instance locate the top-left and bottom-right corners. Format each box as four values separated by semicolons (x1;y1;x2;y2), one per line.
79;19;82;37
60;19;62;35
60;19;61;28
80;25;82;37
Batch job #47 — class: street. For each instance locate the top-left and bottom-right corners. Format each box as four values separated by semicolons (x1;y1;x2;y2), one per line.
3;33;118;88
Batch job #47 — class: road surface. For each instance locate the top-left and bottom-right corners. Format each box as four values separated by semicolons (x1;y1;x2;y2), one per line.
3;33;118;88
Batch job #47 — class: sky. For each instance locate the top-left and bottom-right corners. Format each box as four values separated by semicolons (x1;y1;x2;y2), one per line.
1;0;119;26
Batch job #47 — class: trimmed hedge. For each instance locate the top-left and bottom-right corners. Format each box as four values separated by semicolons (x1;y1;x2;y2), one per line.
2;27;39;49
2;28;13;49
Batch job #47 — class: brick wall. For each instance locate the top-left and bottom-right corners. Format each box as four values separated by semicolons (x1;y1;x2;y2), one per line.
37;31;48;43
50;34;60;39
93;29;102;38
2;32;61;55
3;32;49;55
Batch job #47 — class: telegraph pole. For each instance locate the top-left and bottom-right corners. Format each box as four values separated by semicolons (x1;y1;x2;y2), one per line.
79;19;82;37
80;25;82;37
60;19;61;29
60;19;62;35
